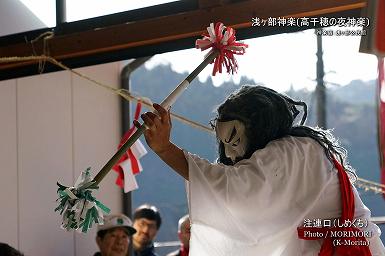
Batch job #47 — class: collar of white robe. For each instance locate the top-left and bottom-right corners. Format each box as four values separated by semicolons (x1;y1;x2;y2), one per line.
216;120;247;162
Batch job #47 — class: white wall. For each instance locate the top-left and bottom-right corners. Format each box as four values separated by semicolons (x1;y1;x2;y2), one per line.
0;80;18;247
0;62;123;255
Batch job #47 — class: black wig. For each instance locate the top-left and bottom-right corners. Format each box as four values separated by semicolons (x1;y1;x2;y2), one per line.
210;85;356;180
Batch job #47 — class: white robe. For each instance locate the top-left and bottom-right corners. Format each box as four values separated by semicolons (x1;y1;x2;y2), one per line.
184;136;385;256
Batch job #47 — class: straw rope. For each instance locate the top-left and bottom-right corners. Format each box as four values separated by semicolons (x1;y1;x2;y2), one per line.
0;55;214;134
0;33;383;194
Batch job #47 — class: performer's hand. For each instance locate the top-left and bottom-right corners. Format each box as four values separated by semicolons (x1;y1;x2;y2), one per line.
134;103;172;154
135;103;188;180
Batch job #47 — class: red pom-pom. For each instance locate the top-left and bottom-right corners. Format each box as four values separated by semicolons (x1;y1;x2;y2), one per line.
195;22;248;76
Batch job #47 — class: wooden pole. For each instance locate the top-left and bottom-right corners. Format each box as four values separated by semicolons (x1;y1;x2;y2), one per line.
93;50;219;185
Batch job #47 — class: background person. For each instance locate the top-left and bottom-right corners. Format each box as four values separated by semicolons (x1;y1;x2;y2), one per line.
0;243;24;256
167;214;190;256
132;204;161;256
94;213;136;256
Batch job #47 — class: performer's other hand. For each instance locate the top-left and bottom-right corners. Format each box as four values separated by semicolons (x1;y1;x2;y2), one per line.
134;103;172;154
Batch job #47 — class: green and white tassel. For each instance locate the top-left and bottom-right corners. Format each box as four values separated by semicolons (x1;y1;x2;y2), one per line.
55;168;110;233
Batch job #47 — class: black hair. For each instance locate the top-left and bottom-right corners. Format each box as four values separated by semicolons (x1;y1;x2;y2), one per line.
97;229;109;239
0;243;24;256
133;204;162;229
210;85;356;179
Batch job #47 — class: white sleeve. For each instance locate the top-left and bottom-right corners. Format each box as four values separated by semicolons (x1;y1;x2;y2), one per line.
185;136;335;240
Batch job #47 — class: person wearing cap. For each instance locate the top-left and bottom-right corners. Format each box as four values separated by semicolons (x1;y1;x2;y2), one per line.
94;213;136;256
132;204;161;256
166;214;190;256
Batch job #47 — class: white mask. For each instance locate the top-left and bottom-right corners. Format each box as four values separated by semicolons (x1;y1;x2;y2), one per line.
215;120;248;162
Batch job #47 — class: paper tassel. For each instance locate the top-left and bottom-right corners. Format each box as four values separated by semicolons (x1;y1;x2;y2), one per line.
196;22;248;75
55;168;110;233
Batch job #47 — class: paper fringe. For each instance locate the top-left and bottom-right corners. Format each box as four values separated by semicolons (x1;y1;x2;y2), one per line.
195;22;248;76
55;168;110;233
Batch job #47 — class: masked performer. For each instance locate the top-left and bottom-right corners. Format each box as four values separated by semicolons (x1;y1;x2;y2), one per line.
136;85;385;256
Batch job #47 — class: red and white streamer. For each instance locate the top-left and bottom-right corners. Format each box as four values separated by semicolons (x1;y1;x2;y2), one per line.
195;22;248;76
378;58;385;199
112;102;147;193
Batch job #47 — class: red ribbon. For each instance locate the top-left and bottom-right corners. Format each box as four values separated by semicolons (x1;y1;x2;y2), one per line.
180;246;189;256
297;157;372;256
195;22;248;76
378;58;385;199
112;102;142;189
376;0;385;53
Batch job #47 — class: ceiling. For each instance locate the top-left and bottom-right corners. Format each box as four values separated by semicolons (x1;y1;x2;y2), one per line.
0;0;366;80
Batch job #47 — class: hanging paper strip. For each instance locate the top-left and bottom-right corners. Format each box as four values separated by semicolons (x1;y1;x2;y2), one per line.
359;0;385;56
112;102;148;192
378;58;385;199
120;159;139;192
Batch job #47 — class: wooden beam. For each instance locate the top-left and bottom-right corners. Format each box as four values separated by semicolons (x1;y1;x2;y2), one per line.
0;0;366;72
198;0;224;9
